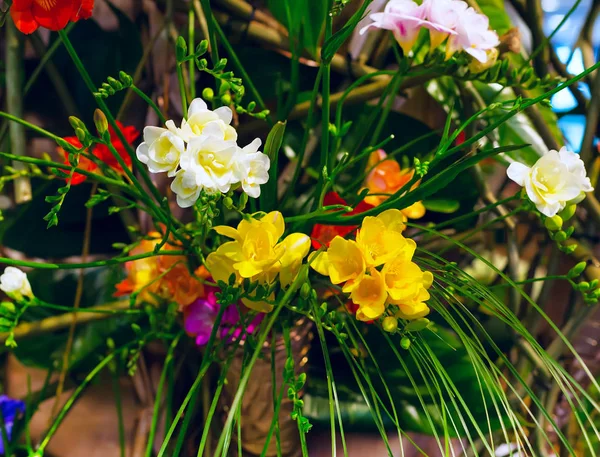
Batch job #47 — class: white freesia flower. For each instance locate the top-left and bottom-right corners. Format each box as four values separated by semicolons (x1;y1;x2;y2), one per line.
446;7;499;63
138;96;271;207
507;147;594;217
177;98;237;142
0;267;33;299
170;169;202;208
136;123;185;177
180;135;240;193
235;139;270;198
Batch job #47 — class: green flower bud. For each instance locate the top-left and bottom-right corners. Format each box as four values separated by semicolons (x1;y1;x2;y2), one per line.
0;302;16;316
299;283;311;300
221;93;232;105
202;87;214;101
75;128;87;144
68;116;85;131
544;215;563;231
559;204;577;221
93;109;109;135
382;316;398;333
223;196;233;209
579;281;591;291
553;230;567;242
400;336;411;350
568;261;587;278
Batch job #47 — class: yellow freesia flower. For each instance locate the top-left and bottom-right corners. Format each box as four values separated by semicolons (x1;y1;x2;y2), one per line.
206;211;310;311
309;237;365;292
387;267;433;320
356;209;415;267
350;268;387;322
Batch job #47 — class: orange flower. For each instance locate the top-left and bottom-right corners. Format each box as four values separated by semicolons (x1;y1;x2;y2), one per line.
11;0;94;35
363;149;426;219
57;121;139;185
114;232;203;307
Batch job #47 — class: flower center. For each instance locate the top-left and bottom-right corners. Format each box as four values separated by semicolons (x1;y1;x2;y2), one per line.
35;0;57;10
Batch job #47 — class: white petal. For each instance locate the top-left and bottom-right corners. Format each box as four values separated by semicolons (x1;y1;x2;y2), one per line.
214;106;233;125
188;98;208;117
506;162;530;187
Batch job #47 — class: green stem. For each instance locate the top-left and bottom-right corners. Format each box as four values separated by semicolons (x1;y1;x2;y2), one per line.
177;62;189;116
189;8;197;100
6;16;32;204
212;266;309;457
110;363;127;457
131;85;167;124
210;15;272;126
36;339;145;454
146;333;183;457
0;249;186;270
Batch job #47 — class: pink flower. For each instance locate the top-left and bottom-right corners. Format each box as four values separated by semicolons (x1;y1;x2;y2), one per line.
446;7;499;63
360;0;454;55
183;285;263;346
421;0;466;48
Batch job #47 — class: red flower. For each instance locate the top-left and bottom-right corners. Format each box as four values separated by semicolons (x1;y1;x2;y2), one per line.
310;192;373;249
10;0;94;35
93;122;140;172
57;121;139;185
58;136;98;185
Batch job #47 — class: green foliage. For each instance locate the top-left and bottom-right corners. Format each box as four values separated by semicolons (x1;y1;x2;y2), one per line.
266;0;327;57
260;121;287;212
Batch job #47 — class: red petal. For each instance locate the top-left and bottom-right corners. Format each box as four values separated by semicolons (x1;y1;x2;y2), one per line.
10;7;39;34
32;0;74;31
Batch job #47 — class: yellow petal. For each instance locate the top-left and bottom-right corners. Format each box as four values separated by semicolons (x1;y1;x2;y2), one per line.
396;302;430;320
206;251;237;284
278;233;311;267
376;209;406;233
328;237;366;284
350;269;387;321
401;202;426;220
242;296;274;313
263;211;285;241
213;225;242;242
309;251;330;277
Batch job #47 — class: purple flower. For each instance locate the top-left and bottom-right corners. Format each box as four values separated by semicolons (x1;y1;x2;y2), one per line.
184;289;264;347
0;395;25;454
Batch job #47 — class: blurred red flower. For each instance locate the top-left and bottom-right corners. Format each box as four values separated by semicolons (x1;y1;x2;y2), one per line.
57;121;139;185
10;0;94;34
310;192;373;249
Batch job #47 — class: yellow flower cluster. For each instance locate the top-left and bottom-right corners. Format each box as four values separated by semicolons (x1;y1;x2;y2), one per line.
206;211;311;312
311;209;433;322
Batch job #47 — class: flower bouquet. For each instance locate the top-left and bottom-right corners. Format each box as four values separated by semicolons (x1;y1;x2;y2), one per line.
1;0;600;455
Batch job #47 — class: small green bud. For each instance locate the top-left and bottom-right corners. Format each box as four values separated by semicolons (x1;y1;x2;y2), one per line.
75;128;87;144
93;109;109;135
544;215;563;231
219;81;231;94
553;230;567;242
562;244;577;254
247;101;256;111
221;93;232;105
175;36;187;61
590;279;598;289
68;116;85;130
568;261;587;278
579;281;591;291
195;40;209;56
400;336;411;350
382;316;398;333
0;302;16;315
299;283;311;300
223;196;233;209
559;204;577;221
202;87;214;101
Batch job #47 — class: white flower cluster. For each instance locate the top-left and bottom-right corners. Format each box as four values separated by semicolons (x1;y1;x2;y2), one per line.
137;98;270;208
507;147;594;217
